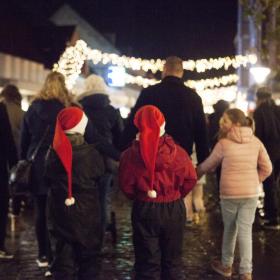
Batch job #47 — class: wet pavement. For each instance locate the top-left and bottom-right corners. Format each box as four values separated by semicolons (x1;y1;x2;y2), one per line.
1;176;280;280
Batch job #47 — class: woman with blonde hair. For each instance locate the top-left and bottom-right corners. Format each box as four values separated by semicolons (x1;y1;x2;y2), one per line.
20;71;72;272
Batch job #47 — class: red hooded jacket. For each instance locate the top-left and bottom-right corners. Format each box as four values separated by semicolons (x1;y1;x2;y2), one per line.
119;135;197;202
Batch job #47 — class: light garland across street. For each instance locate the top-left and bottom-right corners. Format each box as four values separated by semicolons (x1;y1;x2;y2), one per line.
125;73;239;91
53;40;255;89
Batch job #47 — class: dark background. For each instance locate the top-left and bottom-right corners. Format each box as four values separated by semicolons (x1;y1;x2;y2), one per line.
5;0;238;60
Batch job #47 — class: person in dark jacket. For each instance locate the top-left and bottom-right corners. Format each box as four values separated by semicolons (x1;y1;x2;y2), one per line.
120;56;209;164
20;72;73;268
45;107;104;280
119;105;197;280
78;74;123;239
208;99;229;149
1;84;25;229
253;88;280;230
207;99;230;191
0;103;17;259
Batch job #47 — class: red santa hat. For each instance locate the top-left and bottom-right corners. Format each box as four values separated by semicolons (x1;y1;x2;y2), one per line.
134;105;165;198
53;107;88;206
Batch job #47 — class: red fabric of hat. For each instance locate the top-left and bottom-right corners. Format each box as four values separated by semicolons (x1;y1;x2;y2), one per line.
134;105;165;194
53;107;87;206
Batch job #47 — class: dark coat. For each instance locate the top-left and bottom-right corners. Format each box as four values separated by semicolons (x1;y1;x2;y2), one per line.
208;100;229;149
45;141;104;249
20;99;65;194
0;103;17;183
20;99;120;195
119;135;197;202
80;93;123;172
253;100;280;163
120;76;209;163
80;94;124;149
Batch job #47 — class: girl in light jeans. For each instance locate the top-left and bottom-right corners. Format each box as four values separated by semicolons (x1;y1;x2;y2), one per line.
197;108;272;280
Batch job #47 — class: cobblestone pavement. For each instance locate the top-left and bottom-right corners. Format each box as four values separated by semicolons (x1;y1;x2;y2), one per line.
1;177;280;280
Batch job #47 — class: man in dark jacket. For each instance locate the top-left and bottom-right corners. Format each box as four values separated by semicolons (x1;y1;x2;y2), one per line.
253;88;280;230
121;56;209;164
0;103;17;259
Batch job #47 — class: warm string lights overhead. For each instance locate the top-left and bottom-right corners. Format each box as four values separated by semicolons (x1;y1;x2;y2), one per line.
124;73;238;91
197;85;238;113
185;74;239;91
54;40;257;89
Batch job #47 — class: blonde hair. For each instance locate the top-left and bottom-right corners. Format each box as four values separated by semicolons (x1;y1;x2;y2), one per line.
225;108;248;126
34;71;72;106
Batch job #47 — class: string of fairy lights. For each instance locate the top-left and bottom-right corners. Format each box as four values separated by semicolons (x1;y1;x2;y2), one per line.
53;40;257;91
124;73;239;92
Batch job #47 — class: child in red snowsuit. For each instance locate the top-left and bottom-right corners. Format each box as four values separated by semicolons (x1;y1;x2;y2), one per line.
119;105;197;280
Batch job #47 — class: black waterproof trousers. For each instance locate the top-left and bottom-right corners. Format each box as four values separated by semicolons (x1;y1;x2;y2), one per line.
132;199;186;280
50;237;101;280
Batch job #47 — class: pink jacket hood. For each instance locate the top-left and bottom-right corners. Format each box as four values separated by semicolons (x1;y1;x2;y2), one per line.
227;126;253;144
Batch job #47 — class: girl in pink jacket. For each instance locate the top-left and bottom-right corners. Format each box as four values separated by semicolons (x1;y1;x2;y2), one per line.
197;108;272;280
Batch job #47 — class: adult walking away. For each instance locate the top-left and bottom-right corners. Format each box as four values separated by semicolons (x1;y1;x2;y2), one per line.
0;103;17;259
1;84;24;153
20;72;73;269
1;85;25;230
119;105;197;280
120;56;209;164
207;100;230;191
208;99;229;149
253;88;280;229
77;74;123;238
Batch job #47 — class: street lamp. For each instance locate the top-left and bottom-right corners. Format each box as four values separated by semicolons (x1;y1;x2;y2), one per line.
249;66;271;84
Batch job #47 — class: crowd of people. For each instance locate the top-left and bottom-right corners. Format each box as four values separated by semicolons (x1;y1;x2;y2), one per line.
0;56;279;280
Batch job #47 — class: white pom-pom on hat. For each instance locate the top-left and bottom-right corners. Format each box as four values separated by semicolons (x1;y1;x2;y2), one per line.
65;197;75;206
147;190;157;198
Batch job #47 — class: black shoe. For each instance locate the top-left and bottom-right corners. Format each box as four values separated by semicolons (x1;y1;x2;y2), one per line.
262;221;280;230
0;250;14;259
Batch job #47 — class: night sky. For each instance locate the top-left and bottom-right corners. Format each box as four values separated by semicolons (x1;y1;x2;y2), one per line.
7;0;238;61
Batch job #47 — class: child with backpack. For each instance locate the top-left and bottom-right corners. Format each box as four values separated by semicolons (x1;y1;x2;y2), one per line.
45;107;104;279
197;108;272;280
119;105;197;279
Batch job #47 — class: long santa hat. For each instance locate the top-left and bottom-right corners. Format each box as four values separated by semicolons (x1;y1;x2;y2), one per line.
134;105;165;198
53;107;88;206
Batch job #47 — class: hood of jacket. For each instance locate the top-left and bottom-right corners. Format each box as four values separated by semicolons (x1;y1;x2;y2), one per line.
227;126;253;144
31;99;64;122
79;94;110;110
132;135;177;171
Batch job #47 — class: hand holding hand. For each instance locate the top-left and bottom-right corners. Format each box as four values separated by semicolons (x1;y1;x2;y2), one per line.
196;165;204;179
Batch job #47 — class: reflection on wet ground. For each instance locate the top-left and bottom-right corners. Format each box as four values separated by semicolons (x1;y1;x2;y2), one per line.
1;176;280;279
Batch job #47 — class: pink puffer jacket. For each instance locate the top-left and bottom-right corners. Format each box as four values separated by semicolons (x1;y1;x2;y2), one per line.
199;126;272;199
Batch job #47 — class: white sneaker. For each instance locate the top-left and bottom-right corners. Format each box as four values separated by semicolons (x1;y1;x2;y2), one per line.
0;250;14;259
36;256;49;267
44;270;52;277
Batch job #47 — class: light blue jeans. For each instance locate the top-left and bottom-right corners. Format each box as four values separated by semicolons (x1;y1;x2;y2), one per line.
220;198;258;274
